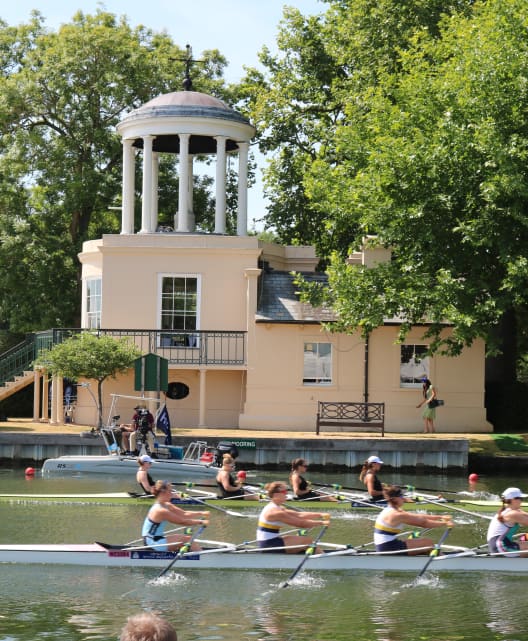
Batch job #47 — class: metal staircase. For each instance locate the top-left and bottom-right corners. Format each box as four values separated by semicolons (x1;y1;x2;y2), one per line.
0;337;37;401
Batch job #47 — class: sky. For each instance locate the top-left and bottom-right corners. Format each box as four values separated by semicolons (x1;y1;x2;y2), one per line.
0;1;326;224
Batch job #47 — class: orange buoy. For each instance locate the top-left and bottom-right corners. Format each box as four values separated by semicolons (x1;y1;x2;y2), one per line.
468;473;479;482
237;470;247;480
25;467;35;477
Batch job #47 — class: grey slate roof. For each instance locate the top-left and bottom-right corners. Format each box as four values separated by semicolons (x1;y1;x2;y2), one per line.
256;271;335;323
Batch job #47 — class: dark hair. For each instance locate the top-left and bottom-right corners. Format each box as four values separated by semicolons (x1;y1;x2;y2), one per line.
289;458;307;483
383;484;404;505
422;379;432;397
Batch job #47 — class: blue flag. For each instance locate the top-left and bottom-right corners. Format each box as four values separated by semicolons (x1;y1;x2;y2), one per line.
156;404;172;445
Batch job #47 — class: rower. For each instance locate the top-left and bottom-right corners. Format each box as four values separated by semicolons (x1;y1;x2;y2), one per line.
136;455;182;500
374;485;453;555
257;481;330;553
487;487;528;556
141;480;209;552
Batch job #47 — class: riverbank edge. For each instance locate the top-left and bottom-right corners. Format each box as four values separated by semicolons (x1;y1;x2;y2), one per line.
1;419;527;472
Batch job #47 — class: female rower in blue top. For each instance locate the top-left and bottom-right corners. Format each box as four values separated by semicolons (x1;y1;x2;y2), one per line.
374;485;454;555
141;480;209;552
487;487;528;555
257;481;330;553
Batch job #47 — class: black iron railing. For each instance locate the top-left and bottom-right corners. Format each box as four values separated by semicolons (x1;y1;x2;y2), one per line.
0;329;247;386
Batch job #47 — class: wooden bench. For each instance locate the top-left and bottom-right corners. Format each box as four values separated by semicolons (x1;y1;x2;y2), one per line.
316;401;385;436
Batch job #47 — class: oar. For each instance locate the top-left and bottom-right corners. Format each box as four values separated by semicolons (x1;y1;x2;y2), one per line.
415;497;492;521
404;484;465;496
157;523;207;579
278;521;330;588
314;482;366;493
416;527;452;579
182;492;252;518
124;526;190;546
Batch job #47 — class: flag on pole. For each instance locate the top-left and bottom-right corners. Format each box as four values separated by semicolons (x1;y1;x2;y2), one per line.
156;404;172;445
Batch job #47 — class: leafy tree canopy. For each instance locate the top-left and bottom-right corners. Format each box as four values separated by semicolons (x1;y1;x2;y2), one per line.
0;10;236;332
34;332;142;427
242;0;528;360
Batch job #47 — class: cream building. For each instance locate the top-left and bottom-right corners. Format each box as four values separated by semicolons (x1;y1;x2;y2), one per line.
66;88;491;434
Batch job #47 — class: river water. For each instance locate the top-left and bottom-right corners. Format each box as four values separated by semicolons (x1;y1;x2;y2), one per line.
0;466;527;641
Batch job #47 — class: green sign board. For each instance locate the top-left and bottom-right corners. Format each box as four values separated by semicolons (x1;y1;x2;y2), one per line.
134;353;168;392
230;439;256;449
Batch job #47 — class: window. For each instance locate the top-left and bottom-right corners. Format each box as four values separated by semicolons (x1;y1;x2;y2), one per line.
303;342;332;385
159;276;199;346
86;278;101;329
400;344;430;387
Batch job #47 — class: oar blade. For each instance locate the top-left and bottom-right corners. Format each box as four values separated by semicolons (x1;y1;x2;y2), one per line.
279;524;328;589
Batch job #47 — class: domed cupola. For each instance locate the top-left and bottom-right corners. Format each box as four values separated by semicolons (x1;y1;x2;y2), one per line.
117;81;255;236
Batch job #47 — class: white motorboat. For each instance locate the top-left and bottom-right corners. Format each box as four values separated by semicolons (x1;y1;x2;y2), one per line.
41;426;242;478
0;542;525;573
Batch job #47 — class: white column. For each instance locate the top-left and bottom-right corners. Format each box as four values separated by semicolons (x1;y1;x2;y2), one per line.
56;376;64;425
151;151;159;232
33;369;41;421
41;372;49;422
121;139;135;234
177;133;191;232
214;136;227;234
50;375;59;425
198;368;207;427
237;142;249;236
140;135;154;234
188;155;195;231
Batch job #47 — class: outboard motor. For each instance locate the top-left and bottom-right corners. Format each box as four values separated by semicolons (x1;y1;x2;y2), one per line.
215;441;240;467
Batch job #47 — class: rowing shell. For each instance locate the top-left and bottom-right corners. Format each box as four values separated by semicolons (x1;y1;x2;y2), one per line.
0;492;503;512
0;543;526;572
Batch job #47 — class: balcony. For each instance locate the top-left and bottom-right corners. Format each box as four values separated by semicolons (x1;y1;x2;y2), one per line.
34;329;247;367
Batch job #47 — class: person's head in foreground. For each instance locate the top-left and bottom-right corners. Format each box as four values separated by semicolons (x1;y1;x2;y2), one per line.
119;611;177;641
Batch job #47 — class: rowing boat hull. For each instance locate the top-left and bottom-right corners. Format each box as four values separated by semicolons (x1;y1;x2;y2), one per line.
0;544;525;572
41;455;218;478
0;492;503;512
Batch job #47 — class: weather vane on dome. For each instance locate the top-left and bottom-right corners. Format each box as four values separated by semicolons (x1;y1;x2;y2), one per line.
173;44;206;91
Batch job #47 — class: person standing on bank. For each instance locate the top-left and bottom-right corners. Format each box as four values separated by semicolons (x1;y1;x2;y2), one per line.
359;455;385;502
416;377;437;434
290;458;338;502
374;485;454;555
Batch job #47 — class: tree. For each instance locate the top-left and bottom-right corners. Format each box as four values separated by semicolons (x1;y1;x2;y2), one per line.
238;1;473;258
34;332;142;428
243;0;528;369
0;10;234;333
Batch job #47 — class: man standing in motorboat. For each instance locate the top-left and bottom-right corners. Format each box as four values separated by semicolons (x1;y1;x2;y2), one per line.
120;405;156;455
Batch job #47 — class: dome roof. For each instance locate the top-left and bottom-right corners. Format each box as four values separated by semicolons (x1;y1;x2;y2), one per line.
122;90;250;127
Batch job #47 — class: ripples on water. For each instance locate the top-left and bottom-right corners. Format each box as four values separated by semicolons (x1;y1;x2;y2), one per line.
1;469;528;640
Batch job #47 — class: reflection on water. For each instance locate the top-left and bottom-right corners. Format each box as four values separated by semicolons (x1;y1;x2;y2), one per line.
1;470;528;640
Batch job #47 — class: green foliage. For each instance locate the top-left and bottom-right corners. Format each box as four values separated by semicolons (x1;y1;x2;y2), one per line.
244;0;528;359
0;10;233;332
34;332;141;427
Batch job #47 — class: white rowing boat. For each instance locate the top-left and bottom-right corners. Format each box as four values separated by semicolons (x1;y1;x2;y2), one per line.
0;543;526;572
0;491;504;513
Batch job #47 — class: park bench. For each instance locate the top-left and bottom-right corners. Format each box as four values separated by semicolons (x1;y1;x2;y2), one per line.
316;401;385;436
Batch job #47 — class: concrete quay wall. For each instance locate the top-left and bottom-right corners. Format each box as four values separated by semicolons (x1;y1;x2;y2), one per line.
0;432;469;470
